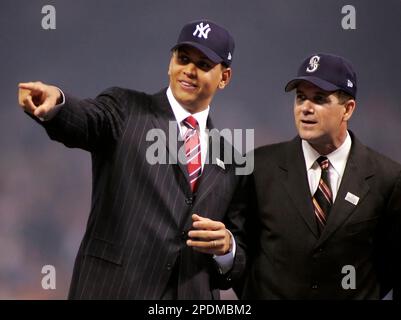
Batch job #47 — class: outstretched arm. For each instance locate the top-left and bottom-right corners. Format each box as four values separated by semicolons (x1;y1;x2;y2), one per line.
18;82;129;151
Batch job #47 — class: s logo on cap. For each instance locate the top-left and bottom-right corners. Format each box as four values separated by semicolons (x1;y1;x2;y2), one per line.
306;55;320;73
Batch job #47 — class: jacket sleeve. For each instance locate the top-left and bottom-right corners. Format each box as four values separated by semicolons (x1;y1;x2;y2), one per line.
31;87;130;152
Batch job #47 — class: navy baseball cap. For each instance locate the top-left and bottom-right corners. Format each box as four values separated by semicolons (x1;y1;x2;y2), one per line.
285;53;357;98
171;19;235;67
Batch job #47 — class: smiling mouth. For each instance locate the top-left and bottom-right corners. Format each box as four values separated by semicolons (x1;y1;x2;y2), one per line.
179;80;197;89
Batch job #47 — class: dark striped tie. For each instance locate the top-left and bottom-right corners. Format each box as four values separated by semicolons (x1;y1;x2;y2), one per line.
312;156;332;234
183;116;202;192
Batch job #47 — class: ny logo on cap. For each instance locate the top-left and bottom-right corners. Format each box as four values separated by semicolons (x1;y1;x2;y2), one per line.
306;55;320;73
193;22;211;39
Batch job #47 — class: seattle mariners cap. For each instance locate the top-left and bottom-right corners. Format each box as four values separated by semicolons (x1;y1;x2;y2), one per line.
171;19;235;67
285;53;357;98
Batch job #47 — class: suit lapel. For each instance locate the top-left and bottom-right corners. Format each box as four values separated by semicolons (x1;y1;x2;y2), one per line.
195;125;231;204
316;135;374;246
282;137;320;238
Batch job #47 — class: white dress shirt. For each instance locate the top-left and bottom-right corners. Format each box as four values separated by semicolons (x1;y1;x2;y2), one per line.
302;131;352;201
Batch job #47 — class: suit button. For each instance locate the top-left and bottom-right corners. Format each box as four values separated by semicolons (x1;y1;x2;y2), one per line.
180;231;187;240
166;263;172;271
311;284;318;289
185;197;193;205
313;248;324;259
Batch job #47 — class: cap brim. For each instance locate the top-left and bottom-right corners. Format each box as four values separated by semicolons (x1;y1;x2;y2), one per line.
285;76;340;93
171;42;223;65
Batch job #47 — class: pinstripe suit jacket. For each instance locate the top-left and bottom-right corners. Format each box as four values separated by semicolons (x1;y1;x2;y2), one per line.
39;87;245;299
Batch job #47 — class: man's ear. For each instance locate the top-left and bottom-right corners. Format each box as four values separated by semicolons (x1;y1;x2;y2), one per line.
343;99;356;121
218;67;232;89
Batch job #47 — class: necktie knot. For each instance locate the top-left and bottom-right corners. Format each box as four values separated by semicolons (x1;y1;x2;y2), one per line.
183;116;198;130
317;156;329;171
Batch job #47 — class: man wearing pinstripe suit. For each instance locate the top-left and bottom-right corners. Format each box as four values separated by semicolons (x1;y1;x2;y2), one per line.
18;20;246;299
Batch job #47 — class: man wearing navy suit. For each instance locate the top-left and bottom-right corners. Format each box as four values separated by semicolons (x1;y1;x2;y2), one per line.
233;53;401;299
18;20;245;299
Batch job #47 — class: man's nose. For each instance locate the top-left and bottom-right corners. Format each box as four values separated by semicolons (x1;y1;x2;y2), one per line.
183;63;196;78
301;100;314;114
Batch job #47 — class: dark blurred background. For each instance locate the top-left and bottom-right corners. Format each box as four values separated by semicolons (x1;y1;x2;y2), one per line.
1;0;400;299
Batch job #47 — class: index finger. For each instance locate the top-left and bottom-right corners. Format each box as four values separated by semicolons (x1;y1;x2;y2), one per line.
192;219;225;231
18;82;44;93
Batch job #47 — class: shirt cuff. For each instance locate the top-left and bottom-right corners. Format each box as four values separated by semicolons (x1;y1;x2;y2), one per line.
38;87;65;121
213;229;236;274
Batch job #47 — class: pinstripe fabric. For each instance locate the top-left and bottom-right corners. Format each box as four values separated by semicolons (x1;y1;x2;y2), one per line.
39;87;242;299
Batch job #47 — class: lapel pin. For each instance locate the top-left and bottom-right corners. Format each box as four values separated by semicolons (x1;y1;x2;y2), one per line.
216;158;225;170
345;192;359;206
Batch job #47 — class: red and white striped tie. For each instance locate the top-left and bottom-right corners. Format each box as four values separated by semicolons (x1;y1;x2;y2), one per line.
183;116;202;192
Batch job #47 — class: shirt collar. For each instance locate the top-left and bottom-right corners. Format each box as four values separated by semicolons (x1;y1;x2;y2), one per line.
302;131;352;175
166;87;209;134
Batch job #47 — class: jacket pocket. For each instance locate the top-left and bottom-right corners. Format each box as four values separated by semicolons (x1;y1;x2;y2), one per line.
84;237;124;266
345;216;379;236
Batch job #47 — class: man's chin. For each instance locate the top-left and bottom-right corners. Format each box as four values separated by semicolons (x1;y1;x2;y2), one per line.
179;100;200;113
299;131;317;141
299;133;325;145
